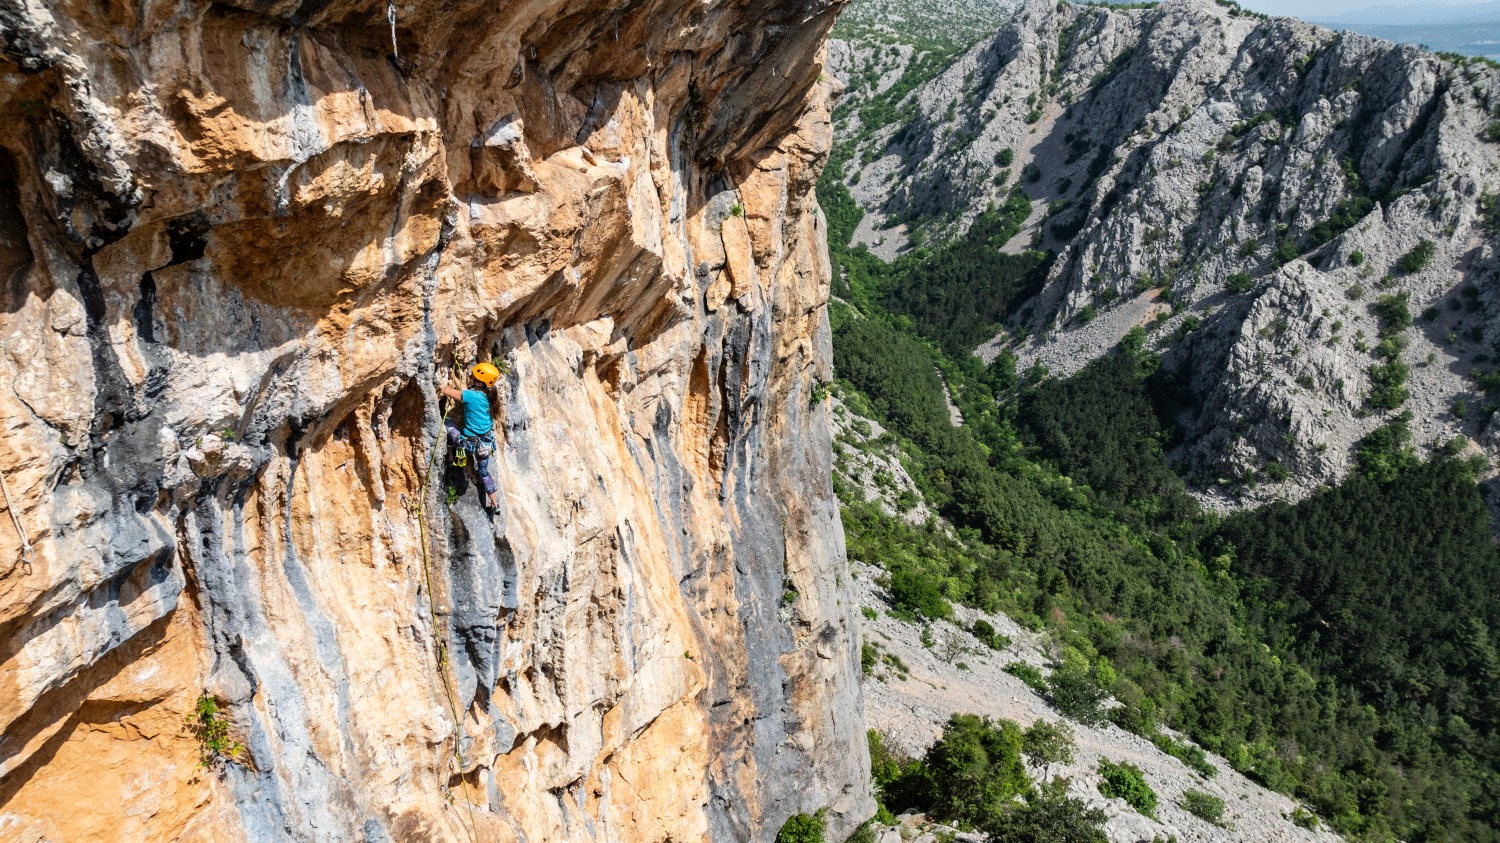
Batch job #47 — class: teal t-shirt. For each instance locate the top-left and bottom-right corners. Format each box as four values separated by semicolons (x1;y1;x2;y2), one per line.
459;389;493;437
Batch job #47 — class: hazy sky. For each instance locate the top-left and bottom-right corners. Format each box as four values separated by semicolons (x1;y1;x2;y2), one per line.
1235;0;1489;16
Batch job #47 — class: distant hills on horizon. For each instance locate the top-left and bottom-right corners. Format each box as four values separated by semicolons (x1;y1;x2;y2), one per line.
1089;0;1500;58
1308;0;1500;25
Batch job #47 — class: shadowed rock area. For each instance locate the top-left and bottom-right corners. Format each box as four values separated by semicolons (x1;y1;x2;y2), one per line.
0;1;871;839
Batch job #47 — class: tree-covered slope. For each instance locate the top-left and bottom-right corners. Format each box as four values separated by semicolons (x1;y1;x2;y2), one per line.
826;164;1500;843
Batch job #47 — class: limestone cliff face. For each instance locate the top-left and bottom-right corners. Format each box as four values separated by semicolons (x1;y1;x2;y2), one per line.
0;1;871;840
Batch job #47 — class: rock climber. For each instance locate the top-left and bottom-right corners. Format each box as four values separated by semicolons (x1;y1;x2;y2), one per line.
440;362;501;511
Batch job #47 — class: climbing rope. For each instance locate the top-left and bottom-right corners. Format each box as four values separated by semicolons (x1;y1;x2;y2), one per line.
0;468;34;571
413;372;481;843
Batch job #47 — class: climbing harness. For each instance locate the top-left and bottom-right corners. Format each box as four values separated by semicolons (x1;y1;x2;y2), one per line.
0;468;35;571
450;430;495;469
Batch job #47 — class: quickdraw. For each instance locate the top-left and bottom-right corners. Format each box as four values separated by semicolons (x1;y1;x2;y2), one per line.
0;468;35;571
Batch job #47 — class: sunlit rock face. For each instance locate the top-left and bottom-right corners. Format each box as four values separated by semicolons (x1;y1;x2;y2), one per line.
0;1;871;839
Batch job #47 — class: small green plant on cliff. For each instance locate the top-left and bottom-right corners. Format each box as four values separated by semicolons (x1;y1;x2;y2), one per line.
1292;806;1320;829
1372;294;1411;336
775;808;826;843
445;485;460;506
729;203;745;218
1225;272;1254;294
1481;191;1500;232
186;695;243;769
810;381;830;406
782;577;800;606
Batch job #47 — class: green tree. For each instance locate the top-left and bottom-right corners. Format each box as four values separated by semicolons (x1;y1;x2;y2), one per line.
925;714;1030;828
889;567;953;620
987;780;1108;843
1023;720;1077;779
1047;665;1109;726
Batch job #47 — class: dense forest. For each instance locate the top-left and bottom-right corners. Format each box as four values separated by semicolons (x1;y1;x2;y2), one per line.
821;169;1500;841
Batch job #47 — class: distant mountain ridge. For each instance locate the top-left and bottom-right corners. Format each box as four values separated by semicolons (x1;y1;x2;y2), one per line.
832;0;1500;506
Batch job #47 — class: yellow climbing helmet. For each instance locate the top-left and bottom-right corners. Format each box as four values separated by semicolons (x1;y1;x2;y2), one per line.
472;362;501;386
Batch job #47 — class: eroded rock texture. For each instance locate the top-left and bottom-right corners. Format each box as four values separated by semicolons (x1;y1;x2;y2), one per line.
0;1;870;839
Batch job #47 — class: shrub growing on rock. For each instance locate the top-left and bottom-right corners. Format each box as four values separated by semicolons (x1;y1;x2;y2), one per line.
1396;240;1435;273
868;729;926;818
987;780;1108;843
186;695;243;769
775;809;825;843
972;618;1010;650
1022;720;1076;775
1005;661;1048;693
1373;292;1412;333
1097;759;1157;817
1180;788;1226;825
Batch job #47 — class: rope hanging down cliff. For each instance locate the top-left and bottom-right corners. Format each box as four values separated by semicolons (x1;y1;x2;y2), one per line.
413;364;481;843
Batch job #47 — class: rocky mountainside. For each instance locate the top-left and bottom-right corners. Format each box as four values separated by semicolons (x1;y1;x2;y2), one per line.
826;0;1017;147
0;1;871;840
837;0;1500;505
